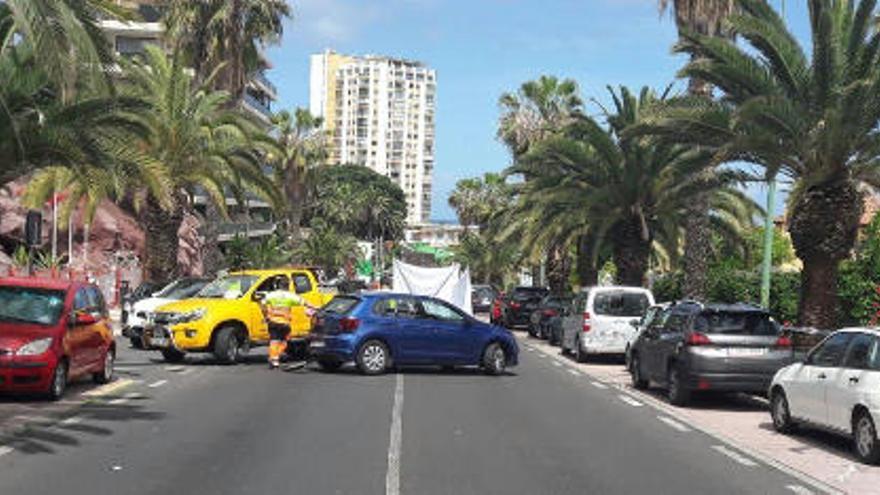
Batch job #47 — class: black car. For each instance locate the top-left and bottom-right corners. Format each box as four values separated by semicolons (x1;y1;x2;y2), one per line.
502;286;549;328
528;294;574;339
472;285;499;314
628;301;794;406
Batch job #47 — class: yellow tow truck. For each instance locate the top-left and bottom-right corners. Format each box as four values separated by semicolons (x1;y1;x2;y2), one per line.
144;268;334;363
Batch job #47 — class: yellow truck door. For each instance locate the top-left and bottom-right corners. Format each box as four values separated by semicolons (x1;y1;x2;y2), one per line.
250;274;291;343
290;271;323;338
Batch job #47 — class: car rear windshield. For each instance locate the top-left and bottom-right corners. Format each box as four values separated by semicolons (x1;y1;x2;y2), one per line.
512;288;548;300
322;296;360;315
593;291;650;317
0;286;66;326
693;311;778;336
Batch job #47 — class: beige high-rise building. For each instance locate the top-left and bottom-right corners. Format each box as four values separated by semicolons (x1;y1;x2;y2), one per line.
310;50;436;225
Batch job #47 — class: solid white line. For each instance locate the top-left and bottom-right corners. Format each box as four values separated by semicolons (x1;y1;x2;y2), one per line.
657;415;691;432
712;445;758;467
786;485;814;495
0;446;13;458
591;382;609;390
148;379;168;388
82;378;135;397
386;374;404;495
618;395;643;407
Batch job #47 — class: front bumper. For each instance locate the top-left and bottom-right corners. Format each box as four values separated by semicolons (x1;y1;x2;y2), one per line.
0;356;54;392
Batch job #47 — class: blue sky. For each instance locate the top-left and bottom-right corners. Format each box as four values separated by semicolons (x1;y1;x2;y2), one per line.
267;0;808;222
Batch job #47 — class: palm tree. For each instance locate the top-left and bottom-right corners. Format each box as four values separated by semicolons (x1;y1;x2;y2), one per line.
448;173;510;229
641;0;880;328
269;108;328;243
658;0;738;300
294;221;359;279
508;86;757;287
498;76;583;158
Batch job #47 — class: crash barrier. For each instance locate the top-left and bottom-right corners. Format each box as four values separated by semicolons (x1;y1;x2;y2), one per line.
0;265;143;308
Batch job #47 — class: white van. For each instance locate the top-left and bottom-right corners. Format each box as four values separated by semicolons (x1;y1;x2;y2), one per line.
561;286;655;362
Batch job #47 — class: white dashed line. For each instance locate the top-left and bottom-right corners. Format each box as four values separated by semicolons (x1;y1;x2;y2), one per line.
60;416;83;425
82;379;135;397
785;485;814;495
618;395;643;407
567;369;581;376
591;381;609;389
712;445;758;467
148;379;168;388
164;366;186;372
0;446;13;457
657;416;691;432
109;392;143;405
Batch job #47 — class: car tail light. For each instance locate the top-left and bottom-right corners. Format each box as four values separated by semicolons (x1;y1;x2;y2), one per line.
582;312;591;332
774;335;793;348
510;302;521;310
686;332;712;346
339;317;360;332
543;309;558;317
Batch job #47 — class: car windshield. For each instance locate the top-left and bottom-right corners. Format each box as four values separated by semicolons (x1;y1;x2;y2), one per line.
0;286;66;327
158;279;209;299
693;311;778;336
593;291;650;317
196;275;258;300
322;296;360;315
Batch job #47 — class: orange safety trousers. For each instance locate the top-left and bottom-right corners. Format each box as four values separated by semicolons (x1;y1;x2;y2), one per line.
269;340;288;364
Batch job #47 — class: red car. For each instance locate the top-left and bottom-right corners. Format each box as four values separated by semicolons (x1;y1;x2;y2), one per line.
0;278;115;400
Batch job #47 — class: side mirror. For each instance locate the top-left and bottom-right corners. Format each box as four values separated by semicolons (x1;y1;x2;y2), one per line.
253;292;266;302
629;319;640;328
72;312;98;327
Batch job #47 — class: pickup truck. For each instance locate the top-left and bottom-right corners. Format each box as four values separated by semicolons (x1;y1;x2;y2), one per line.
143;269;334;363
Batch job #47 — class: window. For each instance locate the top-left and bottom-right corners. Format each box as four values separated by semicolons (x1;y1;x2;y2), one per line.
323;296;360;315
809;332;856;367
374;297;419;318
256;275;290;295
592;291;649;317
419;300;465;323
664;314;687;334
843;333;878;370
692;311;778;336
293;274;313;294
0;286;66;326
74;289;90;312
86;287;107;317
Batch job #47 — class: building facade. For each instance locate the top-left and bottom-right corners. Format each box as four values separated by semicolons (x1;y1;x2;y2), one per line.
310;50;436;225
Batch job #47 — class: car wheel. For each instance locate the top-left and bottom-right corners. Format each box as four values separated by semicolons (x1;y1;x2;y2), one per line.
130;337;144;349
630;354;648;390
770;390;796;433
575;336;588;363
48;360;68;401
854;411;880;464
317;358;342;372
667;364;691;406
357;340;389;375
213;326;241;365
482;342;507;376
161;348;186;363
92;349;115;384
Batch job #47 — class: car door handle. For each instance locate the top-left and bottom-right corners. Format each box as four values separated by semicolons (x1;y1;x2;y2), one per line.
817;373;827;380
850;377;860;384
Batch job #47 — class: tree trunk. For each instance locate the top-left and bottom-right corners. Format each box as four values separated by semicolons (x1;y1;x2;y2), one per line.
285;163;305;245
682;192;711;299
546;244;572;294
576;234;599;287
611;218;651;287
789;180;863;329
143;196;183;282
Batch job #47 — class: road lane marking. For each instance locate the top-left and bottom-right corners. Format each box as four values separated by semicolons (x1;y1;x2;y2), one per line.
657;416;691;432
567;369;581;376
82;378;135;397
786;485;814;495
386;374;404;495
164;366;186;372
591;382;609;390
618;395;643;407
108;392;143;405
553;361;563;367
148;379;168;388
712;445;758;467
0;446;13;458
60;416;83;425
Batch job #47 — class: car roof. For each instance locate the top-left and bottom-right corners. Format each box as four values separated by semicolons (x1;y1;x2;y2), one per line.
0;277;77;291
580;285;652;293
833;327;880;337
229;268;314;276
666;301;768;314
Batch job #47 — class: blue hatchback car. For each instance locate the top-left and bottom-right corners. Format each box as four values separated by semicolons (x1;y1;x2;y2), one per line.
309;293;518;375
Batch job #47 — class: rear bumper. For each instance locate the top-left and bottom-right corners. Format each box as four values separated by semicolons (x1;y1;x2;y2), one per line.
682;371;773;393
309;334;357;362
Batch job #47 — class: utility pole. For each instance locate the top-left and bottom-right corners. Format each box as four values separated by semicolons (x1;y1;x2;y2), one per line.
761;0;785;308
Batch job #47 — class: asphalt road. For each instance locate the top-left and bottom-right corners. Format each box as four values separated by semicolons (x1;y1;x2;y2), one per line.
0;336;825;495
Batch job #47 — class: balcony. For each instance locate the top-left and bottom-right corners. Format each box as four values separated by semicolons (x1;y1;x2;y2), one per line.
251;71;278;99
218;222;277;242
242;93;273;123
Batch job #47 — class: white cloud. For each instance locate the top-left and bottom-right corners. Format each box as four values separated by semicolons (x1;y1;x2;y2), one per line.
291;0;431;44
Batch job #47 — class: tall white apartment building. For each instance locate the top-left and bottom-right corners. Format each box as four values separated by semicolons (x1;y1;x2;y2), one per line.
309;50;436;225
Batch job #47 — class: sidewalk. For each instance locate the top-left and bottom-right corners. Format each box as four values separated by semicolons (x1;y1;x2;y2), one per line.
521;334;880;495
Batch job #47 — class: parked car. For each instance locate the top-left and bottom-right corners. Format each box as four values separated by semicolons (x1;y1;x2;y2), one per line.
629;301;793;406
122;277;211;349
782;326;833;361
309;293;518;375
625;303;670;371
121;280;166;325
472;285;498;314
770;328;880;464
490;292;505;325
528;294;574;339
143;269;333;363
501;286;550;328
0;277;115;400
561;286;655;362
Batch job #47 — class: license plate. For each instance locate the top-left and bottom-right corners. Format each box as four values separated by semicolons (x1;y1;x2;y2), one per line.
730;348;767;357
151;337;169;348
310;341;326;349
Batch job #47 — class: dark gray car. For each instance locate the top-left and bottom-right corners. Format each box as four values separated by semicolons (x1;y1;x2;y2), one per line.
628;301;795;406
